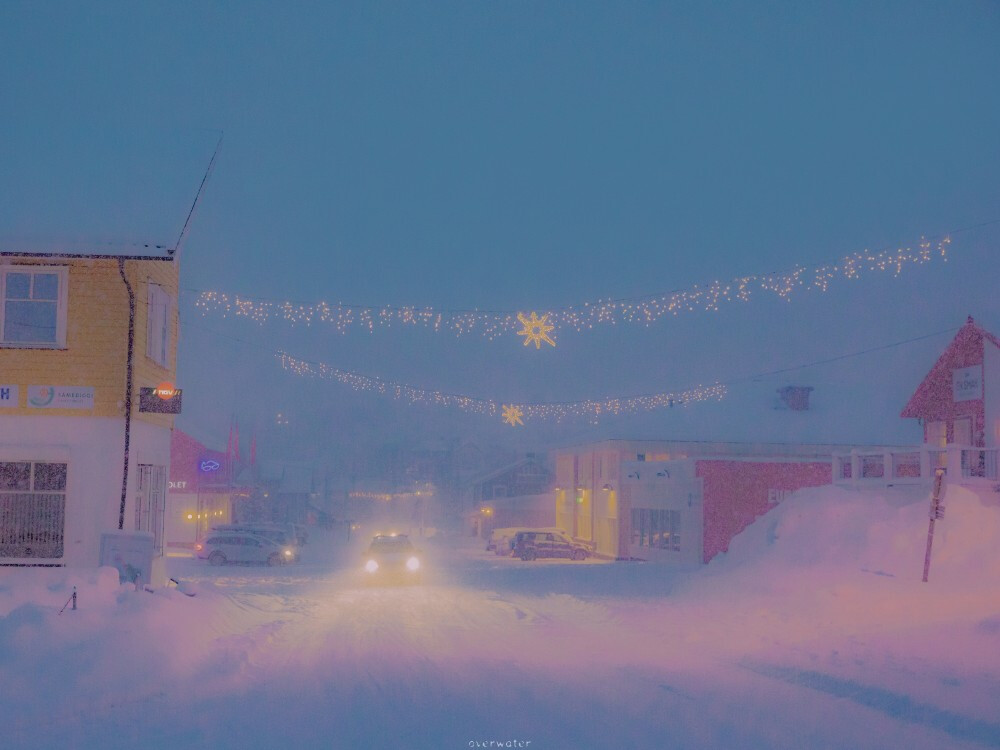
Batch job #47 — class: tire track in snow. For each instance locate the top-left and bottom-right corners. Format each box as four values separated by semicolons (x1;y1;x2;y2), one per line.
742;662;1000;748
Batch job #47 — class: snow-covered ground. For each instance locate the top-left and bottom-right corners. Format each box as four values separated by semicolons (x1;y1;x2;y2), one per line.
2;484;998;750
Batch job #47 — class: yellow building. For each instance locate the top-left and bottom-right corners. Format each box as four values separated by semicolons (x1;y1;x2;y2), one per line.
0;250;179;580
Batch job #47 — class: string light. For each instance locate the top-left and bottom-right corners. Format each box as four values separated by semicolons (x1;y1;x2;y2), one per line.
278;352;726;423
502;404;526;426
194;237;950;342
516;311;556;348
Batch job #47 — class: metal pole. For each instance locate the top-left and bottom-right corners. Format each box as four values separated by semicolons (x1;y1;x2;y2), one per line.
922;469;946;582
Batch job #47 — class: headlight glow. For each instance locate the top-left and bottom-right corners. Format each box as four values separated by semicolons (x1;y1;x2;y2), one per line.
406;556;420;571
365;559;379;573
284;549;293;556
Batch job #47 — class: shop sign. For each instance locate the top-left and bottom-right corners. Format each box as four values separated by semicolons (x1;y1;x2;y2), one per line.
199;459;222;473
139;387;183;414
952;366;982;402
27;386;94;410
0;385;18;408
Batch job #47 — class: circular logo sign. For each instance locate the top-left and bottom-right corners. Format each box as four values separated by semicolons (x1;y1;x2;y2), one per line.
29;387;55;407
155;381;176;400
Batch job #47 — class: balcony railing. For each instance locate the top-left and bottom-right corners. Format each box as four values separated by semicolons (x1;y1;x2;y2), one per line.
833;446;999;488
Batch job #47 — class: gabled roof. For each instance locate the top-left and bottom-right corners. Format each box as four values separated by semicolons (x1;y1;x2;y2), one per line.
901;317;999;419
465;456;550;489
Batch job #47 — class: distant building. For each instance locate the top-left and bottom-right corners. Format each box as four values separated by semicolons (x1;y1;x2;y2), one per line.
238;460;319;525
0;250;178;580
901;316;999;450
165;429;234;550
465;456;553;537
552;440;835;563
835;317;1000;487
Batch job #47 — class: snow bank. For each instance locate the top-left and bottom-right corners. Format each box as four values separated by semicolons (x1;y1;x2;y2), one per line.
711;482;1000;584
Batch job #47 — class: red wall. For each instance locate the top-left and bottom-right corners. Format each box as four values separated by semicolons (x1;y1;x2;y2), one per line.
697;460;830;562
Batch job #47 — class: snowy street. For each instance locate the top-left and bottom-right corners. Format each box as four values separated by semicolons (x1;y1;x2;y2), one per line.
3;4;999;749
3;486;999;750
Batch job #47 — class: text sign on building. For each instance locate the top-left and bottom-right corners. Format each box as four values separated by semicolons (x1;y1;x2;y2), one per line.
27;386;94;410
952;366;982;402
0;385;19;408
139;387;183;414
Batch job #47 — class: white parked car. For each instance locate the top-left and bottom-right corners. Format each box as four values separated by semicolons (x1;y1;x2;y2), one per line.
195;533;296;567
211;523;301;561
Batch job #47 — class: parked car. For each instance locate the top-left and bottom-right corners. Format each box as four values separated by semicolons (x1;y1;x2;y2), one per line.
211;523;301;561
487;526;564;556
362;534;422;584
513;530;590;561
195;533;296;566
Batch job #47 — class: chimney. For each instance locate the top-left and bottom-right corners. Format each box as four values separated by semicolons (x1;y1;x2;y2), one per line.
777;385;813;411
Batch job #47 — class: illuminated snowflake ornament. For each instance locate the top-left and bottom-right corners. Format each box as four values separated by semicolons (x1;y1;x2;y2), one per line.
516;311;556;349
501;404;525;426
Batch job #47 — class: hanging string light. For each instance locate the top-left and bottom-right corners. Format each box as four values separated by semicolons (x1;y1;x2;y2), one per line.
277;352;726;424
194;237;950;343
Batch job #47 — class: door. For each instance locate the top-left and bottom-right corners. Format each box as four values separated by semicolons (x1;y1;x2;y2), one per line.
135;464;166;555
953;418;973;447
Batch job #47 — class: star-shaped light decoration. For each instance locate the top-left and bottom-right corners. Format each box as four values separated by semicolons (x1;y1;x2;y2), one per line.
501;404;525;427
516;311;556;349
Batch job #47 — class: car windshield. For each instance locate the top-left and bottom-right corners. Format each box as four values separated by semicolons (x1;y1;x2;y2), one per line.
369;536;414;553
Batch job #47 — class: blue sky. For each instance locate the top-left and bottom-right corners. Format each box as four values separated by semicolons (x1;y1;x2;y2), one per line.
2;1;999;457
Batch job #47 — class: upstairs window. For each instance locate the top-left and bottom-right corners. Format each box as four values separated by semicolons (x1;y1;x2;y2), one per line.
146;282;171;367
0;266;68;347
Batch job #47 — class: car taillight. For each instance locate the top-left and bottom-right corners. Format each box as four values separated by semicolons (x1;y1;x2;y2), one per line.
194;544;203;551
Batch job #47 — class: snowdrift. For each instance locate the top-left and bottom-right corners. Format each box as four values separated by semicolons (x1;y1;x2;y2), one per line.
711;482;1000;584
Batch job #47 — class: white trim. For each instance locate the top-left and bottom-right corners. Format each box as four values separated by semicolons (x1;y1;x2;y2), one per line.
145;280;170;367
0;265;69;348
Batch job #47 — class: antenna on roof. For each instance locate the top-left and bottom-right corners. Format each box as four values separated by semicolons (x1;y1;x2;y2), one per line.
171;130;223;258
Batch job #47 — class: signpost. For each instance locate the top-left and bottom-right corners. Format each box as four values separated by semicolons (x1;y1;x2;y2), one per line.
921;468;947;583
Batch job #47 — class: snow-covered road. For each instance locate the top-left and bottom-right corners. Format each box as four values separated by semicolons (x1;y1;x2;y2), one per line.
3;486;999;750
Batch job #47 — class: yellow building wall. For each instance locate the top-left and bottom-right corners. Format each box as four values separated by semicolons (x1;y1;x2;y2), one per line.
0;256;178;425
130;259;180;429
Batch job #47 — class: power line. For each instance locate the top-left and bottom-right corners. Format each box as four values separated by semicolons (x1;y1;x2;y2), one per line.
172;130;224;257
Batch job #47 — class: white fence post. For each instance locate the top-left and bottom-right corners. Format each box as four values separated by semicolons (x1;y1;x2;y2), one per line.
947;445;963;480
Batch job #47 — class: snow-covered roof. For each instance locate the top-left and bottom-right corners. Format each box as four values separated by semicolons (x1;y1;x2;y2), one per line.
0;249;174;260
465;456;550;488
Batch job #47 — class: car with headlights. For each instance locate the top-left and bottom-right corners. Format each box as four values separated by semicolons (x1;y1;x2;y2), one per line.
362;534;422;583
513;530;590;561
195;532;296;566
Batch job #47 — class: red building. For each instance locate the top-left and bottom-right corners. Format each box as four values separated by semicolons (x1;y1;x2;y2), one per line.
835;317;1000;487
901;316;1000;450
164;429;234;550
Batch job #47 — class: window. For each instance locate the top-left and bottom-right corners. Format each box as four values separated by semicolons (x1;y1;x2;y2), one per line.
630;508;682;552
0;461;67;559
146;282;171;367
0;266;68;347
